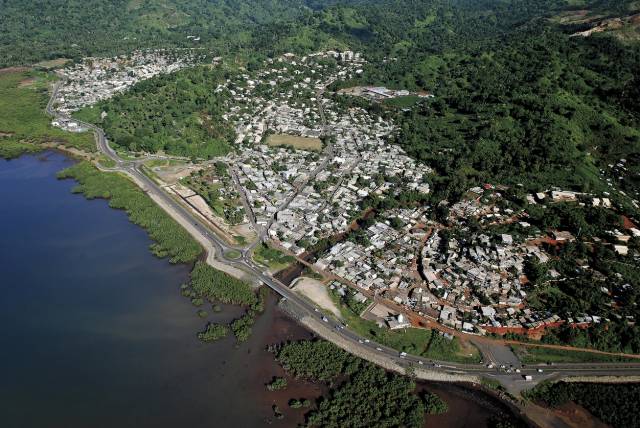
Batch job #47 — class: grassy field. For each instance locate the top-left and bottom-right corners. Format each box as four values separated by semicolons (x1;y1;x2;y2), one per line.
97;155;116;168
253;243;295;271
224;249;242;259
383;95;422;108
0;138;42;159
58;161;202;264
512;345;637;364
34;58;70;69
267;134;322;151
0;69;95;155
329;290;480;363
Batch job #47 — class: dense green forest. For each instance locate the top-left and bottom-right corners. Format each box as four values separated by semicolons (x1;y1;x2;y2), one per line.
5;0;638;67
388;29;640;200
55;0;640;199
526;381;640;428
275;339;427;427
197;322;229;342
0;0;336;67
274;339;521;427
184;261;267;342
76;66;235;157
188;261;257;305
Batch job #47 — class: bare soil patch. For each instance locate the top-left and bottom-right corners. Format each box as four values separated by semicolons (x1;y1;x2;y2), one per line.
267;134;322;151
34;58;70;69
149;162;198;184
18;78;36;88
232;222;257;244
553;402;609;428
292;277;341;317
0;67;29;75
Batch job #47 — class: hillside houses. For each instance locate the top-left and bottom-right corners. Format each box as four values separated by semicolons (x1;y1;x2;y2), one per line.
55;50;201;114
218;51;432;254
315;210;429;293
54;47;639;340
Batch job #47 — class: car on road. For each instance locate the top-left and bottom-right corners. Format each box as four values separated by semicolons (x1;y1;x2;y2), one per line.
418;360;424;365
375;347;382;351
358;339;363;344
364;339;370;343
537;368;544;373
399;352;407;358
322;316;329;323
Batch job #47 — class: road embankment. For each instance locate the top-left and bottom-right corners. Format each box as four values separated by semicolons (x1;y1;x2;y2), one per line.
122;168;254;282
561;375;640;383
295;311;482;384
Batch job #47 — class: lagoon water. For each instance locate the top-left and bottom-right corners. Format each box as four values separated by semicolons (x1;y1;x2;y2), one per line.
0;151;519;428
0;152;316;428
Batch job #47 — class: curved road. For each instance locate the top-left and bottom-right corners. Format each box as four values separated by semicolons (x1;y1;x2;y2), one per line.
46;80;640;392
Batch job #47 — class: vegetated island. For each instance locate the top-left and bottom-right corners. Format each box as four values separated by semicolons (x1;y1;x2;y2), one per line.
525;380;640;428
268;339;522;428
183;261;268;343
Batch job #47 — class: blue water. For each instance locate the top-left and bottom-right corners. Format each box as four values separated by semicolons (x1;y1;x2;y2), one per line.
0;152;302;428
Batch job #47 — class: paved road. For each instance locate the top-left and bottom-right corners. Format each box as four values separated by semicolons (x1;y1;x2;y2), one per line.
229;165;258;231
46;79;640;393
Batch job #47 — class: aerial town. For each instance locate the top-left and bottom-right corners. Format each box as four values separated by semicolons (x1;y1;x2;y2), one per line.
7;0;640;425
51;49;640;340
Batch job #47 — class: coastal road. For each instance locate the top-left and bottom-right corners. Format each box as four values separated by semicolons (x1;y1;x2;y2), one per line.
46;79;640;393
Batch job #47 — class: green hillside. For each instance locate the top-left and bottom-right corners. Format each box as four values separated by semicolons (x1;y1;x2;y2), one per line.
75;66;234;158
5;0;638;198
0;0;326;67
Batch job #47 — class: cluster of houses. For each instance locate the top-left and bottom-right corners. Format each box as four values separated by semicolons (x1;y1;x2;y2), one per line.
214;51;432;257
235;146;311;229
419;186;640;334
315;209;429;291
54;49;203;114
604;157;640;205
50;117;88;133
50;47;639;339
421;230;529;327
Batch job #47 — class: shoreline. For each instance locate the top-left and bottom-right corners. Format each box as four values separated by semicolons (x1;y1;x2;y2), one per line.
3;66;635;426
2;148;535;427
6;142;634;428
